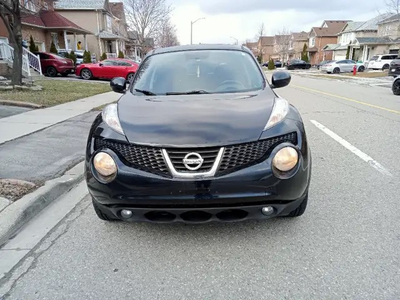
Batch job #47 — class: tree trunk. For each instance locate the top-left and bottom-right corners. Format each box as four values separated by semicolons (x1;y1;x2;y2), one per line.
10;9;23;85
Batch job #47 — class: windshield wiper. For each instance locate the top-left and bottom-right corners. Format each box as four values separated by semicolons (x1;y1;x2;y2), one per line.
134;89;157;96
166;90;210;95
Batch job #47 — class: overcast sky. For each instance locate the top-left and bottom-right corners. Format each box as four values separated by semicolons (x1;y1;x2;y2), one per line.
167;0;386;45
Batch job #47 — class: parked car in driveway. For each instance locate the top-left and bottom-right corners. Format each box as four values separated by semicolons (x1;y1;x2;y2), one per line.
322;60;365;74
388;58;400;77
286;59;311;70
58;49;84;66
34;52;75;77
85;44;311;223
367;54;397;71
76;58;139;81
274;60;282;68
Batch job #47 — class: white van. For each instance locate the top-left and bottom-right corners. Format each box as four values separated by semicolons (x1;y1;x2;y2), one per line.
367;54;398;70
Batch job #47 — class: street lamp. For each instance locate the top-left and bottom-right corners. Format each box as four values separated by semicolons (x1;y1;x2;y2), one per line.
190;18;205;45
230;36;238;45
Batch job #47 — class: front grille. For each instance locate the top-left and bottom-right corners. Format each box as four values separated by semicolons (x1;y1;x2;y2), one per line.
94;132;297;177
218;132;297;174
165;147;220;173
94;139;169;176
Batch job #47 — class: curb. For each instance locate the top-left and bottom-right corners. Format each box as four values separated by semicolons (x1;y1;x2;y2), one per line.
0;161;85;247
0;100;43;109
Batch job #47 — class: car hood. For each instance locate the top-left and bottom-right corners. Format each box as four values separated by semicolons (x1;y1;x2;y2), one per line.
118;89;276;147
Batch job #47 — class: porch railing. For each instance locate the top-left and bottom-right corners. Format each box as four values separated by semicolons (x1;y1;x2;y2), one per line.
106;53;117;58
0;41;42;77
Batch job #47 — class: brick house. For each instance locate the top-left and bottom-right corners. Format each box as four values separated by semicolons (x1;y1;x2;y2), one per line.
325;14;395;62
0;0;92;52
288;31;308;60
244;41;258;57
54;0;129;59
307;20;350;65
258;36;274;63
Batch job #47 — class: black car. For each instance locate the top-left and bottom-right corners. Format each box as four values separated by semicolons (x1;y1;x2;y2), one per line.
388;58;400;77
85;44;312;223
274;60;282;68
287;59;311;70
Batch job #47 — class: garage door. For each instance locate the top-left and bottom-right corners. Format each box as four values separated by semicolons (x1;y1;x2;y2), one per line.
334;50;347;60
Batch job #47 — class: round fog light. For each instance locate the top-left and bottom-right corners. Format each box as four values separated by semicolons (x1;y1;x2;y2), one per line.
121;209;133;219
272;147;298;172
261;206;274;216
93;152;117;177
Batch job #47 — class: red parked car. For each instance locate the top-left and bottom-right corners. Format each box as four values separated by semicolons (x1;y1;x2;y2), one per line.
76;59;139;81
34;52;75;77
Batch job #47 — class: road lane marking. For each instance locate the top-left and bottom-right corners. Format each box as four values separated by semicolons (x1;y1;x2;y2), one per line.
293;85;400;115
310;120;393;177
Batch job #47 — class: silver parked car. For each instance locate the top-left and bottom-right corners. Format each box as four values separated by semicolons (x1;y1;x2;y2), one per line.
322;59;365;74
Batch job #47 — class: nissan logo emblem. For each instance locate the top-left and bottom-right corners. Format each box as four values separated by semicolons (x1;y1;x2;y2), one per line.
182;152;204;171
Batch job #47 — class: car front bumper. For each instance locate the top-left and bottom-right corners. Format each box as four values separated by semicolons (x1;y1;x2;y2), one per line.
85;112;312;223
389;67;400;77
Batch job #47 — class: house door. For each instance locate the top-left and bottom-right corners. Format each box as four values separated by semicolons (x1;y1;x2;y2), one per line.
108;41;113;53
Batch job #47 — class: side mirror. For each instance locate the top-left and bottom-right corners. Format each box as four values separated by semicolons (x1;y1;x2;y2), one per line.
271;71;291;89
110;77;126;93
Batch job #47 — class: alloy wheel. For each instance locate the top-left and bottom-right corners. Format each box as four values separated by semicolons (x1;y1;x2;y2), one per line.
81;69;92;80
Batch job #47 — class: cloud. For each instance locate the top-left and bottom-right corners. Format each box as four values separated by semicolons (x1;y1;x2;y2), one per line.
190;0;380;15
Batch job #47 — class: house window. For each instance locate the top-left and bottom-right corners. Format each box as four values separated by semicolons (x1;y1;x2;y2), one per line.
106;15;112;31
309;37;315;47
21;0;37;12
51;33;59;49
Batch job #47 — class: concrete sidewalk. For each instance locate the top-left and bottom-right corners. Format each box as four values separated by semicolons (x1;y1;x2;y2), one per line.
0;91;120;145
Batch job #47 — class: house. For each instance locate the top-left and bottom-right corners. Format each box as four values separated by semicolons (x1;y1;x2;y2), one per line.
0;0;91;52
272;34;291;62
257;36;274;62
307;20;350;65
326;14;395;62
126;31;155;59
244;41;258;57
288;32;308;60
54;0;129;59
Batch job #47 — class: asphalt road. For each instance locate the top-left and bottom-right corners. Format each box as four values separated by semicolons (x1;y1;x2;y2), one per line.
1;74;400;299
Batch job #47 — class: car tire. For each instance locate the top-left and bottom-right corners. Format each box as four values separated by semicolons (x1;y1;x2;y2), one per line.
81;68;93;80
126;72;135;82
358;66;365;72
46;66;57;77
92;199;118;221
333;67;340;74
392;80;400;95
382;64;390;71
286;193;308;217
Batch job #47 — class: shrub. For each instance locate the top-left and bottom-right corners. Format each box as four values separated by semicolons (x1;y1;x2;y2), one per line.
268;58;275;70
301;43;309;62
50;41;58;54
257;55;262;64
29;36;37;53
100;52;107;61
83;50;92;63
118;50;124;58
69;51;77;65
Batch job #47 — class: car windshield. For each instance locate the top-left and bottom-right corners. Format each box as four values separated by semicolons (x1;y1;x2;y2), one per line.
132;50;264;95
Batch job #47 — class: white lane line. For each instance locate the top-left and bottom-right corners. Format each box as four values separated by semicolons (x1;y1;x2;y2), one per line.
310;120;393;177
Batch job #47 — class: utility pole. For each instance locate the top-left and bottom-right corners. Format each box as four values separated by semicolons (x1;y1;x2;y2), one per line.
190;18;205;44
230;36;238;45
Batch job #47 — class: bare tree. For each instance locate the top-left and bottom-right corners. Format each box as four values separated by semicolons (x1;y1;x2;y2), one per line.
275;28;292;63
157;20;179;48
124;0;172;55
256;22;265;56
385;0;400;14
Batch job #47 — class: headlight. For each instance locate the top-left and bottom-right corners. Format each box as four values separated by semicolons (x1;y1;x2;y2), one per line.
93;152;117;177
272;147;298;172
264;98;289;130
102;104;124;135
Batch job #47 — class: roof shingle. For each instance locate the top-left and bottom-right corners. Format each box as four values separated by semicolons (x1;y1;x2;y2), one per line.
54;0;106;10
